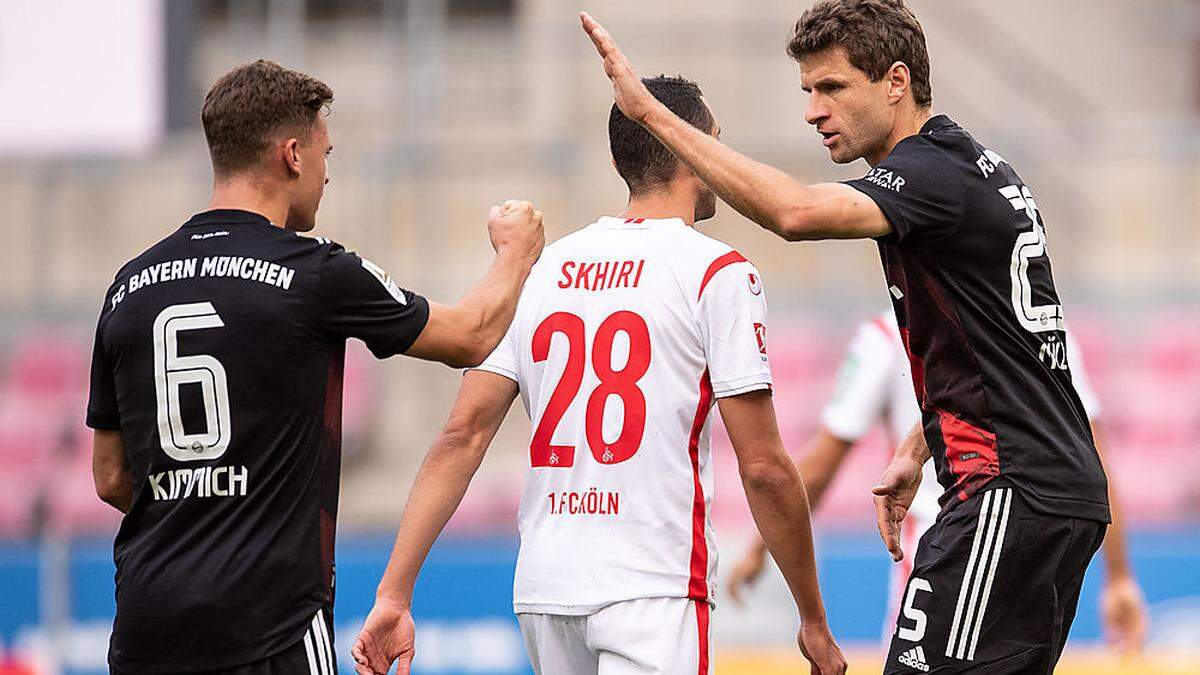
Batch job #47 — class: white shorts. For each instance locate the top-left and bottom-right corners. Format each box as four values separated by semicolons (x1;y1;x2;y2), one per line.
517;597;712;675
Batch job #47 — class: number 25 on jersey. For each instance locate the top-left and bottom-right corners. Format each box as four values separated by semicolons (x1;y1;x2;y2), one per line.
530;311;651;469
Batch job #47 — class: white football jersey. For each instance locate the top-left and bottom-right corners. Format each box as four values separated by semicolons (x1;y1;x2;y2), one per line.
477;216;772;615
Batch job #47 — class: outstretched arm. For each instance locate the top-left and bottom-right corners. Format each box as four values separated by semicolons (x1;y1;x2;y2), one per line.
352;371;519;675
579;12;889;241
406;202;544;367
718;391;846;675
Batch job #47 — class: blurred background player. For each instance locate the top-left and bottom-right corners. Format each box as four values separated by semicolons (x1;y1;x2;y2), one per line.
351;76;845;675
86;60;543;674
582;2;1114;672
725;311;1147;654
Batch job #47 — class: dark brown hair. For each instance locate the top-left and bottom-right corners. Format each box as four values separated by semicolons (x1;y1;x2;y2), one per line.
201;60;334;177
787;0;932;107
609;75;714;195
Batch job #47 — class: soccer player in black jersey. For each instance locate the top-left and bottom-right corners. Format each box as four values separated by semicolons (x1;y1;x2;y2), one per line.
86;60;543;674
583;1;1113;672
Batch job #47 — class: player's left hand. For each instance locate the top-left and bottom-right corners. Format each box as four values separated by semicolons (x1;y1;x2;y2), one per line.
579;11;661;124
798;620;848;675
352;596;415;675
1101;574;1148;655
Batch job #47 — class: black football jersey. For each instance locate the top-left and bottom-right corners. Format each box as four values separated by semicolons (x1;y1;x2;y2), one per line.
845;115;1110;523
86;209;429;673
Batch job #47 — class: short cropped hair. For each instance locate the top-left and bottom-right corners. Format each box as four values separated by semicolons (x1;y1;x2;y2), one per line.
201;60;334;177
609;76;714;195
787;0;932;107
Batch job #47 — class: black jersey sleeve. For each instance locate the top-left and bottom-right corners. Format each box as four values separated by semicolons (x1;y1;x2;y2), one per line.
843;135;965;242
315;244;430;358
86;299;121;430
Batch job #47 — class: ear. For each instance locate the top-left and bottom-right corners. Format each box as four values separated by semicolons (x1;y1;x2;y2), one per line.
886;61;910;105
283;137;302;177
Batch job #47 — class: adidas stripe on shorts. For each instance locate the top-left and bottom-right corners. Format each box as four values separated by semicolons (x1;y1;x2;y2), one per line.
884;486;1105;674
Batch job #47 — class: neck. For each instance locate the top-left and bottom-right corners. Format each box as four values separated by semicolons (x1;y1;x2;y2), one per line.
866;106;935;167
208;174;289;228
621;188;696;226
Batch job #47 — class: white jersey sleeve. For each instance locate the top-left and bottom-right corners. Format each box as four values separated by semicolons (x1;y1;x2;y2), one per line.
476;317;520;382
1065;331;1101;420
820;320;896;442
696;261;772;398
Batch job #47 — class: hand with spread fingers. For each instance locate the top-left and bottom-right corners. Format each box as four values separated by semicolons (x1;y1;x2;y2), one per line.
579;11;662;125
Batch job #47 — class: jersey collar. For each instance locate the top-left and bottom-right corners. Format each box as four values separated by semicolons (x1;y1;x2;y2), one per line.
183;209;274;228
920;114;957;135
593;215;686;229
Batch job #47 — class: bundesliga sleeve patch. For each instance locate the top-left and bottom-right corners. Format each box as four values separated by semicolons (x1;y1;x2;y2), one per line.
747;272;762;295
360;258;408;305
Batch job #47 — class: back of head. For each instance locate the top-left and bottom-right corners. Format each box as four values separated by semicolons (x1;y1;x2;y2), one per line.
787;0;932;108
202;60;334;179
609;76;714;195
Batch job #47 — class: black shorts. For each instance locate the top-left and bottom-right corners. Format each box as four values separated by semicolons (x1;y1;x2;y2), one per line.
884;485;1105;675
113;608;338;675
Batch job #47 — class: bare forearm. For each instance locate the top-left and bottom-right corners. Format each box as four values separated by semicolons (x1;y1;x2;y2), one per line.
375;437;488;606
1093;423;1132;579
457;252;534;354
742;458;827;623
896;423;931;465
643;106;811;239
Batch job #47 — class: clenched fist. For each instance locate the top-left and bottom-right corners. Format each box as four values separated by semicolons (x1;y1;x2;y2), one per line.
487;199;545;264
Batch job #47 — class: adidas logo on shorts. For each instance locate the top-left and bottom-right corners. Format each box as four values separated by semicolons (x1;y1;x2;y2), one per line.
898;645;930;672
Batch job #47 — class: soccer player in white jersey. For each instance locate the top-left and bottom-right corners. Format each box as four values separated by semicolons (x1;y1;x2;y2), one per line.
351;76;846;675
726;311;1147;653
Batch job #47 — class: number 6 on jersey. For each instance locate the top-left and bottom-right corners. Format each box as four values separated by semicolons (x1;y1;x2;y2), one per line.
153;302;232;461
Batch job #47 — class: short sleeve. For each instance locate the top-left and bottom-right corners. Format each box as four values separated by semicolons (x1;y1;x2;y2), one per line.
86;304;121;430
316;246;430;358
697;259;772;398
474;321;520;383
843;136;965;243
1065;332;1101;419
819;322;894;442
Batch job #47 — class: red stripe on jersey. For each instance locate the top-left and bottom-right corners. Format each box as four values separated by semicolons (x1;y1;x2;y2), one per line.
697;251;748;301
687;370;715;601
695;600;711;675
872;315;896;340
939;411;1001;501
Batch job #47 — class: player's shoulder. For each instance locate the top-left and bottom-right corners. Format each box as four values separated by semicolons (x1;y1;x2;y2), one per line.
681;229;758;297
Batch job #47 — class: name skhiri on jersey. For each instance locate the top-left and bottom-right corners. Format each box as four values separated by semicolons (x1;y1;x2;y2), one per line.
147;465;249;501
110;256;296;310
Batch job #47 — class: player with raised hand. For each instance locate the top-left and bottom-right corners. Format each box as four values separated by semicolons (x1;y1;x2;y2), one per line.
352;76;845;675
582;2;1112;672
86;60;542;674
